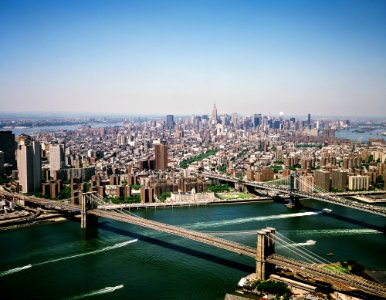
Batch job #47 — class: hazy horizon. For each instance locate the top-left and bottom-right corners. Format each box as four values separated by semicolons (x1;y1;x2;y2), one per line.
1;0;386;116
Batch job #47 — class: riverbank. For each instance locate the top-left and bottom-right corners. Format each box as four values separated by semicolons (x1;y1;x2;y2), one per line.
98;197;274;210
0;212;69;231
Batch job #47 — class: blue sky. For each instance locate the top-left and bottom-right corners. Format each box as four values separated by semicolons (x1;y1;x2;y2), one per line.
1;0;385;116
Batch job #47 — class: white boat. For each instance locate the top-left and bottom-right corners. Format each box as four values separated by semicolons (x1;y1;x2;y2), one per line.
306;240;316;245
322;208;332;214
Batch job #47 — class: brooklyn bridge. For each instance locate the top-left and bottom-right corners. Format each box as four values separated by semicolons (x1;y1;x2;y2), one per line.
1;190;386;298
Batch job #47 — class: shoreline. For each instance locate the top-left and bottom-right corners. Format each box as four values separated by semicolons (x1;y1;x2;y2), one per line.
0;214;69;231
0;198;274;231
99;197;274;210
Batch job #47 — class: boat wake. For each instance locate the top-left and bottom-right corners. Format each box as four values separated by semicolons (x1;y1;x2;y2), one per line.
289;228;382;237
0;239;137;278
0;264;32;277
277;240;316;249
67;284;124;299
36;239;138;267
186;211;320;229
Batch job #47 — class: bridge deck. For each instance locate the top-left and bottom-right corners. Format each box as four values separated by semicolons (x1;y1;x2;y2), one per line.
267;254;386;298
205;173;386;217
89;209;256;257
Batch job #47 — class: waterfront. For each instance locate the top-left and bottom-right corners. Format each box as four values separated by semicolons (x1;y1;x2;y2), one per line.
336;128;386;143
0;200;385;299
6;122;123;136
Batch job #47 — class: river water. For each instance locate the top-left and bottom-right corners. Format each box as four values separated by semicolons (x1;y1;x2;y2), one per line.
0;200;385;299
336;128;386;142
7;122;123;136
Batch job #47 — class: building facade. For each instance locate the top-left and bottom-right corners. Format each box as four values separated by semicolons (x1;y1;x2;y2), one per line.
314;170;330;191
49;144;65;173
17;141;42;193
348;175;369;191
155;144;168;170
0;131;16;168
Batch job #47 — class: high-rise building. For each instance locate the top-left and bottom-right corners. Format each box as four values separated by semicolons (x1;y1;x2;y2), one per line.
253;114;262;127
211;104;218;124
17;141;42;193
307;113;311;129
331;170;348;192
314;170;330;191
117;133;127;145
0;151;4;177
297;175;314;193
140;187;154;203
0;131;16;168
155;144;168;170
231;113;238;128
348;175;369;191
49;144;65;172
166;115;175;130
246;168;255;181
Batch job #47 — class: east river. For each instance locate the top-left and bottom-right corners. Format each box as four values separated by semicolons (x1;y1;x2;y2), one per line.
0;200;385;299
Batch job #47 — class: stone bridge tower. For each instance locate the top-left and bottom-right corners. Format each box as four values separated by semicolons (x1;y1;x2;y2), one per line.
256;227;276;280
80;192;99;228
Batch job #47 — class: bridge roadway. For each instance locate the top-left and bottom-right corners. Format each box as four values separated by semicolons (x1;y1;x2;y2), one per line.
0;191;80;213
89;208;256;257
90;208;386;298
267;255;386;298
204;173;386;217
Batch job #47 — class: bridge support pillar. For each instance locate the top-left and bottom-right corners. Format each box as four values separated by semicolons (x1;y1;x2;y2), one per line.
256;227;275;281
81;192;98;229
289;174;301;207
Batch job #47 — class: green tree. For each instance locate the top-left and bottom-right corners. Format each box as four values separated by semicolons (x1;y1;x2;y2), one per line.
257;281;291;299
158;192;171;202
208;184;230;192
179;149;218;169
131;184;141;190
58;186;71;199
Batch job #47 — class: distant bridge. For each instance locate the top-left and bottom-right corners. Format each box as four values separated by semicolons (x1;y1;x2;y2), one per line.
204;173;386;217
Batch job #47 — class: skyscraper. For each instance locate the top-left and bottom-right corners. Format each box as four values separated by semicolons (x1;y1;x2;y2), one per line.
253;114;262;127
49;144;65;172
154;144;168;170
0;131;16;168
17;141;42;193
0;151;4;177
166;115;175;130
308;113;311;129
211;103;218;124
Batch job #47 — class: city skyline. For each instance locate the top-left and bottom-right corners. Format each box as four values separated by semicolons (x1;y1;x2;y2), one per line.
1;0;386;116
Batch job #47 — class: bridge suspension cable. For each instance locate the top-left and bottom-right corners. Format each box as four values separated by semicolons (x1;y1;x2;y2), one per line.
275;232;331;264
273;234;323;264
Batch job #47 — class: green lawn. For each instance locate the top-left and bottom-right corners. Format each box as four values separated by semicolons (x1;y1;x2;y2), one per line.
217;193;252;200
323;265;350;274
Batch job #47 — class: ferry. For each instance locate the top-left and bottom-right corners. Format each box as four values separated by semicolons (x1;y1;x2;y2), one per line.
322;208;332;214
